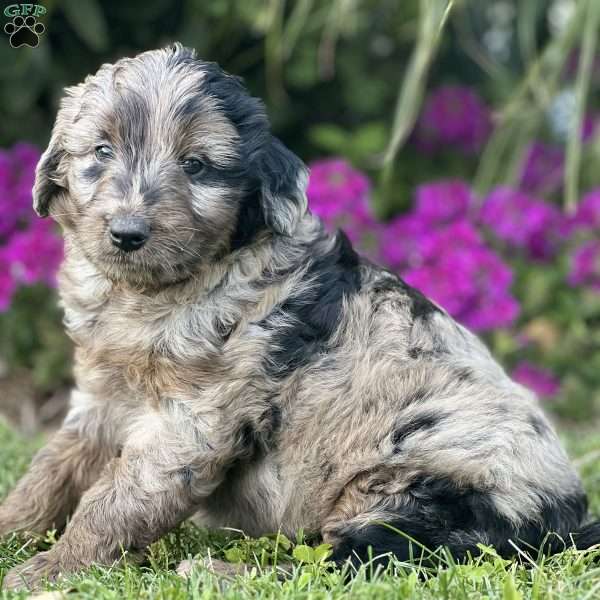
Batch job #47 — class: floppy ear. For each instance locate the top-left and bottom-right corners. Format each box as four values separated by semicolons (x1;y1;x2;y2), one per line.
258;136;308;236
33;132;67;217
33;85;82;217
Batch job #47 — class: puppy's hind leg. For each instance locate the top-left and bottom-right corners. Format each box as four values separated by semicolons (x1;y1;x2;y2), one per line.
321;479;488;574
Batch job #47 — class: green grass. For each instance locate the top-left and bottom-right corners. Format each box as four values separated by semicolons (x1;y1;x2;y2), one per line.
2;420;600;599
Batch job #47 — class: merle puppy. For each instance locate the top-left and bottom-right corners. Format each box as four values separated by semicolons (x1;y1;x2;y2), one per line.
1;44;598;590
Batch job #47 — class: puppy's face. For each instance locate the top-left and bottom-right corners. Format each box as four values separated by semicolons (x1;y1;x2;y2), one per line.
33;45;307;287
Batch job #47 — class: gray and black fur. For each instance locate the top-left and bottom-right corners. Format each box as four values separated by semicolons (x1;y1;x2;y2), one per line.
1;44;599;590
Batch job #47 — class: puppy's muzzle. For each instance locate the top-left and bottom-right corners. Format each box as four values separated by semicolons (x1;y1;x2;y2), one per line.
109;216;149;252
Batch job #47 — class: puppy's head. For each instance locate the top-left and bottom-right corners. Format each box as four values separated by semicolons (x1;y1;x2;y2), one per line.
34;44;307;286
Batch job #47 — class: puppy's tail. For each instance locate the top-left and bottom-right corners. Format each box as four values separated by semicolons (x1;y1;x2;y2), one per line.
542;520;600;555
566;520;600;552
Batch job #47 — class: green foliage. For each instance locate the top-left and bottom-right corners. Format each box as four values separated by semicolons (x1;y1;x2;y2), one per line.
0;285;71;392
62;0;110;52
309;122;388;165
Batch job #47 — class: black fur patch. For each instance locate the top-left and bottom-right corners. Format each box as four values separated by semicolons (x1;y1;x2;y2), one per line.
370;276;403;296
401;387;433;406
256;136;306;234
81;162;104;183
233;402;282;459
213;316;233;343
322;463;335;482
235;420;258;458
180;465;193;485
407;346;423;359
113;172;132;198
199;61;269;166
371;274;441;321
528;414;550;436
268;403;282;434
261;230;361;379
405;285;441;320
515;490;588;555
230;190;267;251
391;411;440;450
570;520;600;550
454;367;475;384
330;475;588;568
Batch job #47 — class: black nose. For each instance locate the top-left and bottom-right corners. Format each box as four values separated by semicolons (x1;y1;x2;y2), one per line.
109;216;149;252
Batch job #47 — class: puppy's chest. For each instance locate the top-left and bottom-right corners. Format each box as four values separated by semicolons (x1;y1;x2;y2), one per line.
73;301;232;402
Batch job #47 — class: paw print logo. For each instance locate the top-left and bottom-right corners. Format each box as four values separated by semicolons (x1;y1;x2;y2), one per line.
4;15;45;48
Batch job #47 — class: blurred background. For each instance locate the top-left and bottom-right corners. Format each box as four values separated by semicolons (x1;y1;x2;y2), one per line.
0;0;599;434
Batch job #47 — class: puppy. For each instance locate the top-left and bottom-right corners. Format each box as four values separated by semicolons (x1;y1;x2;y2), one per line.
1;44;598;590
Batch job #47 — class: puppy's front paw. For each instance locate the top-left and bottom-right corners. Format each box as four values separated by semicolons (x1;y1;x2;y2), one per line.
2;551;62;591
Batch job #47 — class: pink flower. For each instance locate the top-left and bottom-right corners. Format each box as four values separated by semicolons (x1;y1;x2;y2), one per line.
380;214;429;269
582;113;598;142
383;216;519;331
414;85;493;154
380;180;475;268
479;187;565;260
568;240;600;291
512;361;561;398
519;142;564;198
569;188;600;233
414;180;474;225
307;158;371;223
0;143;41;239
3;219;63;289
307;158;381;259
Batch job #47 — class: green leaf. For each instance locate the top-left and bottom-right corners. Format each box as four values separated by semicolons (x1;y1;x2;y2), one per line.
292;544;315;563
308;124;350;154
62;0;109;52
224;547;245;563
272;532;292;550
297;571;313;589
313;543;332;563
350;122;387;156
503;575;523;600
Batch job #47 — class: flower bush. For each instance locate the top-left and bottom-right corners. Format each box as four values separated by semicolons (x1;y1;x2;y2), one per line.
331;175;520;329
0;144;62;310
0;0;599;422
376;182;519;331
305;78;600;415
0;144;68;390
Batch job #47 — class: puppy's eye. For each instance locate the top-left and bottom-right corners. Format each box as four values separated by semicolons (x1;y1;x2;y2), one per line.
95;145;113;160
180;157;205;176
